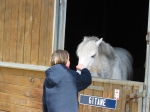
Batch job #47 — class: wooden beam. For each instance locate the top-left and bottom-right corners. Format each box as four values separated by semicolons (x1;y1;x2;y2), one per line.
0;62;49;71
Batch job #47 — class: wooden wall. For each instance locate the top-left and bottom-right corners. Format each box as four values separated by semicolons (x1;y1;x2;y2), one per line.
0;67;45;112
0;69;144;112
0;0;54;111
0;0;54;66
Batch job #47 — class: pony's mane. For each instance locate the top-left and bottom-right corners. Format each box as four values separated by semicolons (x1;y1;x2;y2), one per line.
77;36;115;59
76;36;98;56
98;40;115;59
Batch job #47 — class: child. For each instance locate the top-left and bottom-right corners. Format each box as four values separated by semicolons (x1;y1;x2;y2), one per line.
42;49;92;112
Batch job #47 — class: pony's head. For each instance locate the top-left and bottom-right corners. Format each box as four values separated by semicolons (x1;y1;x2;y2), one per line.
76;36;103;72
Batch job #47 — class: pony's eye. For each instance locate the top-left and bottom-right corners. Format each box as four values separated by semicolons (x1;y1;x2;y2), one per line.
91;54;96;58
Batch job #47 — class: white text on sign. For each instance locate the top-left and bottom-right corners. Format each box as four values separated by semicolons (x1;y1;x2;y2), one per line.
89;97;106;106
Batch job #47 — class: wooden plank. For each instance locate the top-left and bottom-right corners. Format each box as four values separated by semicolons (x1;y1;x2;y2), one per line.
87;82;94;112
112;84;122;112
0;102;10;112
39;0;49;66
121;85;132;112
9;0;19;62
0;83;42;99
24;0;33;64
0;68;8;74
0;92;42;109
138;84;143;112
30;0;41;65
78;90;84;112
3;0;11;62
45;0;54;66
35;71;45;78
101;83;113;112
130;86;139;112
2;67;23;76
82;88;90;112
0;102;42;112
0;62;49;72
0;74;3;83
0;67;45;78
24;70;36;77
0;0;5;61
1;74;43;89
17;0;26;63
92;77;143;87
92;81;103;112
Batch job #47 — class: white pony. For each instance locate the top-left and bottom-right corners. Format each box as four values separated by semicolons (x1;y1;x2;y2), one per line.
76;36;133;80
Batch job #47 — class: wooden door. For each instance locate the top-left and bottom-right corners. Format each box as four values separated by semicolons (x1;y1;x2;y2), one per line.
78;78;144;112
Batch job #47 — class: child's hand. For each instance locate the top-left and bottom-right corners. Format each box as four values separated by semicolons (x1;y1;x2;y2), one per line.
76;63;85;70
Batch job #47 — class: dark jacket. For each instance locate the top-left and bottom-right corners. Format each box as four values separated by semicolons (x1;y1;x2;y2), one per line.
42;64;92;112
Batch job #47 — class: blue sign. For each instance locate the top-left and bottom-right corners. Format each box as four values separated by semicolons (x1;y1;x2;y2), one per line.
79;94;117;110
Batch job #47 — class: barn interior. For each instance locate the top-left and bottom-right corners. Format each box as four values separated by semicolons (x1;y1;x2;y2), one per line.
64;0;149;82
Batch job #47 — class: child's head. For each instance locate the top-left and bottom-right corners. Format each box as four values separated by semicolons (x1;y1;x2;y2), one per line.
51;50;70;67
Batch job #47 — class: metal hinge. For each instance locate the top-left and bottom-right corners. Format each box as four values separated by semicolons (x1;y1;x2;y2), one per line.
126;90;146;102
125;90;145;112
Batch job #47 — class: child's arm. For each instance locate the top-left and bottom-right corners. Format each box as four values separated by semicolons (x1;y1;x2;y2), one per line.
76;68;92;92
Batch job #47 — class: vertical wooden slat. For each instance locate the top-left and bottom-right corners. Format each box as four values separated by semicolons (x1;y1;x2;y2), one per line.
3;0;12;62
0;0;5;61
130;86;138;112
39;0;49;65
30;0;42;65
121;85;132;112
9;0;19;62
112;84;122;112
82;89;90;112
24;0;33;64
45;0;54;66
87;82;94;112
0;73;4;83
78;90;84;112
101;83;113;112
17;0;26;63
92;81;103;112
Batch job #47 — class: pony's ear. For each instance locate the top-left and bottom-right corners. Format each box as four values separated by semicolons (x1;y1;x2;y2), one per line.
83;36;88;42
96;38;103;46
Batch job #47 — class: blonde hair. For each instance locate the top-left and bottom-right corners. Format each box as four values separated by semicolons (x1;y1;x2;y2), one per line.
51;50;69;66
